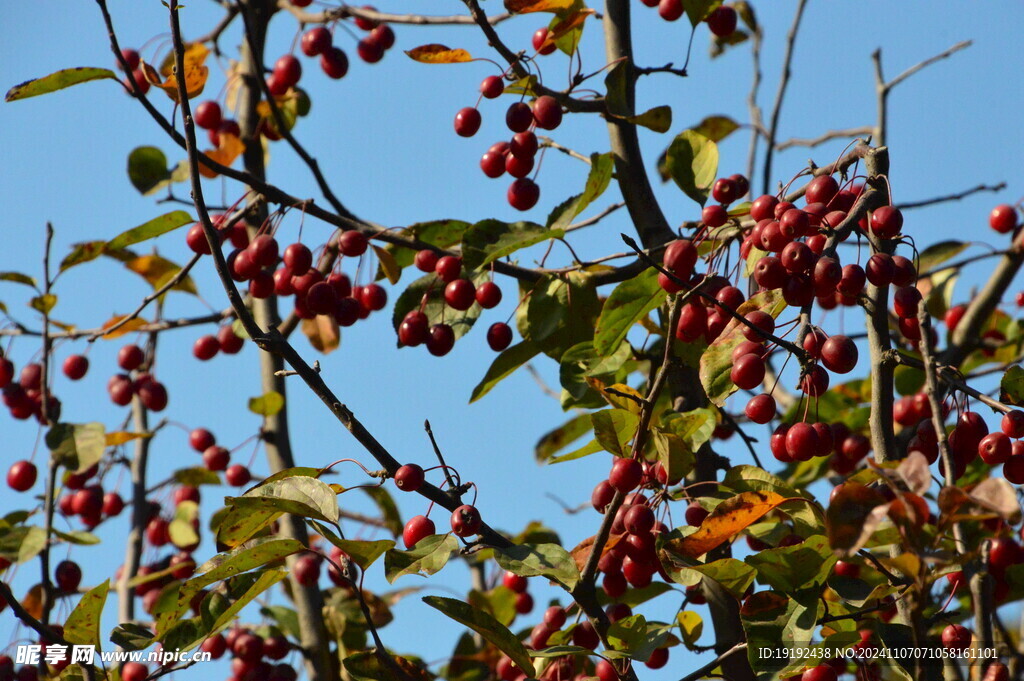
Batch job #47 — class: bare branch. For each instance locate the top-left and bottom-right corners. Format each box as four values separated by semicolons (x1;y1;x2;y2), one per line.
775;126;874;151
761;0;809;194
897;182;1006;211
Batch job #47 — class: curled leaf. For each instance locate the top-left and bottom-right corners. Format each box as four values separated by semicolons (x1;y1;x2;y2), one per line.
405;45;472;64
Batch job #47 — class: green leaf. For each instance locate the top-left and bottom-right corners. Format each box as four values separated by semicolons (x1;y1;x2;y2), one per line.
661;406;717;453
710;29;750;58
594;268;664;356
423;596;536;676
606;614;672;660
110;622;155;651
650;429;696;485
173;467;221;487
558;340;634;409
248;390;285;416
6;67;117;102
699;290;787;405
591;409;640;457
741;589;821;677
127;147;173;195
664;557;755;600
626;106;672;133
169;500;200;549
206;569;288;639
692;115;740;142
0;526;48;563
461;220;562;271
535;413;594;463
518;273;601;358
343;651;431;681
260;605;301;640
381;220;471;270
665;130;719;206
1001;366;1024;406
47;422;106;473
59;242;108;273
316;532;395;571
548;438;602;464
64;580;110;649
734;1;758;32
52;528;100;545
385;534;459;583
106;211;193;250
917;240;969;274
685;0;722;26
29;294;57;314
0;272;37;287
545;153;615;232
361;486;404;538
392;271;488;343
470;340;541;403
227;476;339;524
893;364;925;396
493;543;580;590
746;535;836;594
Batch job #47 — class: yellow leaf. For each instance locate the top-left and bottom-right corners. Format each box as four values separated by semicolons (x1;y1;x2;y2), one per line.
600;383;645;414
301;315;340;354
542;8;595;46
665;491;788;558
373;245;401;285
198;133;246;178
505;0;576;13
405;44;473;64
125;255;197;293
99;315;150;339
145;43;210;102
106;431;153;446
21;584;44;620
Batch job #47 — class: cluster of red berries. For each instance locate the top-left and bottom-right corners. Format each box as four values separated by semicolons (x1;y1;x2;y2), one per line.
201;627;297;681
189;426;252;486
186;217;386;328
1;358;60;423
299;8;396;78
397;252;510;357
455;87;563;212
193;99;242;147
906;408;1024;482
107;344;169;411
52;464;123;529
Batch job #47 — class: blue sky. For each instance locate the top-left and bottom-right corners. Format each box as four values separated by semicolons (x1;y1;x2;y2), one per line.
1;1;1023;678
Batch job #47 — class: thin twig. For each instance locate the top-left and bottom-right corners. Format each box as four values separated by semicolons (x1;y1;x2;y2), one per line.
897;182;1006;210
775;126;874;151
761;0;809;194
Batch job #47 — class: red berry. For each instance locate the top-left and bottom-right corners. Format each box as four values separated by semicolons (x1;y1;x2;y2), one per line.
357;38;384;63
731;353;765;390
7;460;37;492
712;178;737;204
121;663;148;681
532;96;562;130
55;560;82;592
609;458;643;493
435;256;462;283
802;665;838;681
706;5;737;36
320;47;350;79
402;515;435;548
225;464;252;487
532;28;556;55
414;249;439;273
821;335;858;374
427;324;455;356
194;100;222;130
480;75;504;99
745;394;776;424
118;344;145;371
990;204;1019;234
507;178;540;211
394;464;425;492
450;504;482;537
193;335;220;361
870;205;903;239
120;48;141;72
454;107;482;137
505;102;533;133
62;355;89;380
444;279;476;310
805;175;839;205
487;323;513;351
658;0;683;21
301;27;332;57
941;624;972;651
475;281;502;308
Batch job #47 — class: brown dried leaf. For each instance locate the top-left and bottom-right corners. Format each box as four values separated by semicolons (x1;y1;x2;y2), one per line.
301;315;340;354
505;0;576;13
968;478;1022;524
21;584;44;620
896;452;932;496
825;482;890;556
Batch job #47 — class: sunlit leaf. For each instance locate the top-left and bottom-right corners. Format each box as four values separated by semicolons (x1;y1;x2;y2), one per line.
665;130;719;206
470;341;541;403
124;255;197;294
106;211;193;250
424;596;536;676
664;491;788;558
248;390;285;417
405;45;473;63
6;67;117;102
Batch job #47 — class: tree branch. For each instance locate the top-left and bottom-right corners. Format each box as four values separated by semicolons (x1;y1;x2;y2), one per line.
761;0;809;194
